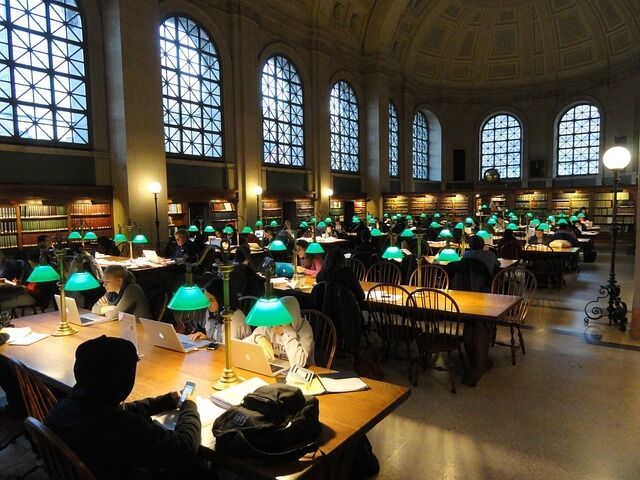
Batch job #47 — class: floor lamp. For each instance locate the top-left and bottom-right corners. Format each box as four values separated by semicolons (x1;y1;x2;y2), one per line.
149;181;162;251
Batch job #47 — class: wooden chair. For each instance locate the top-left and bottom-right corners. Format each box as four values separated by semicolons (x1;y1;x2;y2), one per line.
346;257;367;282
366;284;411;360
491;267;537;365
524;244;561;289
365;261;402;285
24;417;95;480
406;288;464;393
12;359;57;422
408;264;449;289
301;309;337;369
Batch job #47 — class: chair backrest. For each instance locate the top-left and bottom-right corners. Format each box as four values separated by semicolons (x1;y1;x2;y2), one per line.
406;288;462;347
117;242;130;257
408;264;449;289
148;291;168;322
366;284;411;346
366;261;402;285
24;417;95;480
491;267;537;324
300;309;337;369
238;295;258;316
12;359;57;422
346;257;367;281
448;257;492;292
497;240;523;260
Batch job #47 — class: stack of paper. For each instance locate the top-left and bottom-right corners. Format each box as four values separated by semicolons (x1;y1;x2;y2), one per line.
210;377;269;409
1;327;49;346
152;397;227;431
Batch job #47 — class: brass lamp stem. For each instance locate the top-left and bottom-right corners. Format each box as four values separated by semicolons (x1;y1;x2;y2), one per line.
52;249;77;336
415;232;424;287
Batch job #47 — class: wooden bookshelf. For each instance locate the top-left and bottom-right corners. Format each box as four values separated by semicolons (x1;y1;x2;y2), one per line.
410;194;438;216
513;191;548;218
551;190;590;216
592;190;635;232
210;200;237;227
383;195;409;216
353;199;367;219
262;198;282;225
295;199;314;223
438;194;469;221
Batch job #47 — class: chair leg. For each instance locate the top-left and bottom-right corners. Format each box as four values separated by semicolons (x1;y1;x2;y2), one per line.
510;326;517;366
517;326;526;355
491;324;497;347
447;351;456;394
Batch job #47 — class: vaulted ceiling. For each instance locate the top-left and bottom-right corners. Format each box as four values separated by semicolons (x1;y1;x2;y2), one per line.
260;0;640;91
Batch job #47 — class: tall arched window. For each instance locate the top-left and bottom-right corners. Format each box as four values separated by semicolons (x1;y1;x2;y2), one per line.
480;113;522;179
261;55;304;167
412;112;429;179
0;0;88;144
557;103;600;176
330;80;359;172
160;16;222;159
388;102;399;177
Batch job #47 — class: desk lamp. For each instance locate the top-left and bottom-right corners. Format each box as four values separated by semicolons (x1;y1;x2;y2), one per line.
204;225;215;234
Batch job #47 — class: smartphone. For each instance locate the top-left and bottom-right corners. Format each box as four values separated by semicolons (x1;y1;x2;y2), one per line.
178;381;196;406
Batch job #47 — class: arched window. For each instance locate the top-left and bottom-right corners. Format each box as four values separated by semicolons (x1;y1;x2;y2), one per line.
412;112;429;179
388;102;399;177
261;55;304;166
0;0;88;144
480;113;522;179
160;16;222;159
557;103;600;176
330;80;359;172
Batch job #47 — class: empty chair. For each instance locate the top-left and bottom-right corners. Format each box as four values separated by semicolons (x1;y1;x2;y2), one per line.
366;261;402;285
25;417;95;480
406;288;465;393
524;244;561;289
408;264;449;289
366;284;411;360
12;359;57;422
491;267;537;365
301;309;337;369
346;257;367;282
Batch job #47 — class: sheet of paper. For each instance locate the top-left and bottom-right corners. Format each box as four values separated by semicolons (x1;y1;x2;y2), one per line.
1;327;32;342
9;332;49;346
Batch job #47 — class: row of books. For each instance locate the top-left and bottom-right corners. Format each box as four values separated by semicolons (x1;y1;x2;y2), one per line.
0;206;16;219
19;205;67;217
0;220;18;233
70;203;111;215
21;218;68;232
0;234;18;248
168;203;184;214
211;202;235;212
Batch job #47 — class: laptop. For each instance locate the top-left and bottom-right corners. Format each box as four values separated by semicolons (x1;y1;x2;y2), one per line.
230;339;289;377
139;318;211;353
142;250;161;263
54;295;113;326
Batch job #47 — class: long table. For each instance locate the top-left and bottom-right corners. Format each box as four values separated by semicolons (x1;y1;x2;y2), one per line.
0;312;409;480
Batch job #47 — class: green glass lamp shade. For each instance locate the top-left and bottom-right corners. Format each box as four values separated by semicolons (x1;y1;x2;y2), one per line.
370;228;382;237
438;229;453;239
454;222;464;230
352;217;361;224
324;217;332;224
437;248;460;263
465;217;474;225
187;225;199;233
269;221;279;228
223;226;234;234
65;271;100;291
27;265;60;283
383;213;389;218
400;228;415;238
305;242;325;255
506;223;518;231
481;204;487;209
268;239;287;252
569;215;579;223
83;231;98;241
547;216;556;223
405;215;412;221
487;218;497;226
310;217;316;224
537;222;550;231
246;298;293;327
531;219;541;227
241;226;253;234
113;232;128;243
382;246;404;259
420;213;427;219
430;221;441;229
317;221;327;228
255;220;264;228
132;233;148;244
557;218;568;225
433;213;441;219
391;215;398;221
368;218;376;225
167;285;209;311
204;225;215;234
527;212;534;218
577;213;586;219
68;231;82;240
476;230;491;240
299;221;309;229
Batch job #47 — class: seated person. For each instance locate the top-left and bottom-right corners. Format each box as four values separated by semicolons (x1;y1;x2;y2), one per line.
496;229;523;260
172;228;198;263
551;222;579;247
231;245;265;298
244;296;315;367
528;228;549;245
0;250;18;281
92;265;152;319
463;235;499;277
96;235;121;256
350;229;376;264
260;228;274;248
45;336;204;479
295;239;323;277
316;250;365;308
0;250;57;312
36;234;57;266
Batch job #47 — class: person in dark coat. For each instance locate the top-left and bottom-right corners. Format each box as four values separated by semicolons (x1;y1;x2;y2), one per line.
45;336;204;479
316;249;365;308
172;228;198;263
91;265;152;319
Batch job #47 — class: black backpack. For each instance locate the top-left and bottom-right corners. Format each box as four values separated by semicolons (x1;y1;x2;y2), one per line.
212;384;321;462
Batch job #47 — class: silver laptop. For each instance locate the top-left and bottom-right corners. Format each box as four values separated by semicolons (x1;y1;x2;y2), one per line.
231;339;289;377
54;295;112;326
140;318;211;353
142;250;160;263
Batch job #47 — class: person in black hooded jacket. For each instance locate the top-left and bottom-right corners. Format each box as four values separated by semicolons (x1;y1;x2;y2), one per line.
45;336;204;479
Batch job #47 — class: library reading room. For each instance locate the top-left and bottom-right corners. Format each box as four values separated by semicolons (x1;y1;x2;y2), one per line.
1;1;640;479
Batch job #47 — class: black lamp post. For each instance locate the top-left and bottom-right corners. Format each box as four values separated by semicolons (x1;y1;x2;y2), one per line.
584;146;631;331
149;182;162;250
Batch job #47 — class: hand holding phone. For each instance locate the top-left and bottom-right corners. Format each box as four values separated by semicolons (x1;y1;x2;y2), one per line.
178;381;196;407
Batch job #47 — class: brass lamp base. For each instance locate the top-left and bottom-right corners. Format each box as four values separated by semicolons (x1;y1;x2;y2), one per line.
52;322;78;336
212;368;244;390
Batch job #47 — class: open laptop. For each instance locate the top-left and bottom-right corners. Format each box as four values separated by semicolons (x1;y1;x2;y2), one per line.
54;295;112;327
142;250;161;263
230;339;289;377
139;318;211;353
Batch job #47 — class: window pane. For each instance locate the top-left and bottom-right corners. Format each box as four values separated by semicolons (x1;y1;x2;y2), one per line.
556;103;600;176
388;102;399;177
480;113;522;179
160;16;223;160
412;112;429;180
330;80;359;172
261;55;304;167
0;0;88;144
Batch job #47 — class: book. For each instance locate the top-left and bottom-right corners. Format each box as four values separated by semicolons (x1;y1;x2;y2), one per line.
210;377;269;409
1;327;49;346
286;370;369;396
